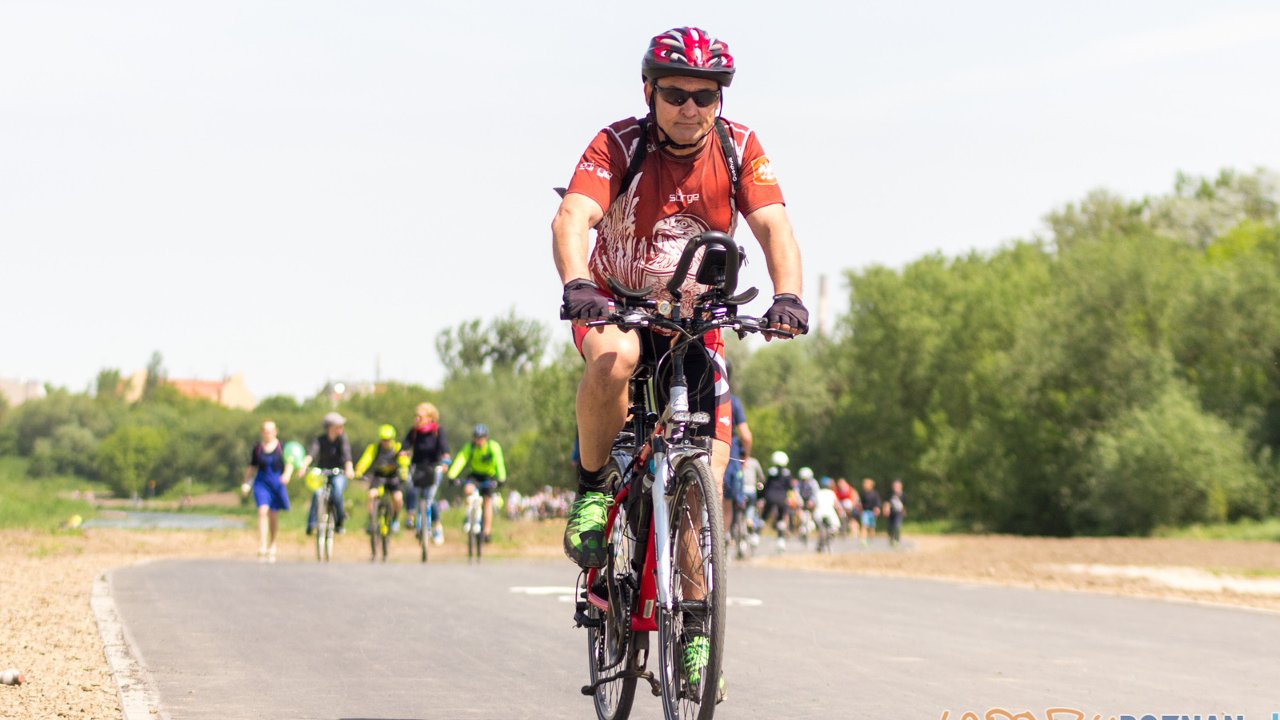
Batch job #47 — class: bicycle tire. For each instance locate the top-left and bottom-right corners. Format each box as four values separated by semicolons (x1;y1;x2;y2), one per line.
658;458;725;720
587;607;638;720
315;488;329;562
380;502;390;562
589;458;638;720
320;495;335;562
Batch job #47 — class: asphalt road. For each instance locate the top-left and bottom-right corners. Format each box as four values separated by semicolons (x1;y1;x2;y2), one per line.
109;557;1280;720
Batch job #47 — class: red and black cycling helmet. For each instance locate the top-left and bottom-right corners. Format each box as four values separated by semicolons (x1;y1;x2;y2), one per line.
641;27;735;88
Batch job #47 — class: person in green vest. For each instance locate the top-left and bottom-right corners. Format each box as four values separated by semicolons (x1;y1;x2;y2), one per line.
447;424;506;542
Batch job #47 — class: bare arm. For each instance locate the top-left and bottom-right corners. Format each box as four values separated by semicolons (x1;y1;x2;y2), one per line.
743;203;802;299
552;193;605;284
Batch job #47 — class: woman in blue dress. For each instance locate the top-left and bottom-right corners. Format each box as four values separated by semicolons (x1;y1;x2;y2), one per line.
241;420;295;562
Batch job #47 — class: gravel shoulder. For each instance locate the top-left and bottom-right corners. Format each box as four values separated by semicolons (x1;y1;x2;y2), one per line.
2;526;1278;718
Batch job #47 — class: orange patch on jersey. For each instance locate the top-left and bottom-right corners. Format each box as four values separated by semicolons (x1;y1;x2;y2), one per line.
750;155;777;186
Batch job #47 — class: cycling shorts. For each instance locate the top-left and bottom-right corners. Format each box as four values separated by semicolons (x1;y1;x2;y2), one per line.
466;476;500;498
573;325;729;444
369;476;404;493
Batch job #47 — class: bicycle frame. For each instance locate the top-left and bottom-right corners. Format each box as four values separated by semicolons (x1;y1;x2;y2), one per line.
585;340;711;629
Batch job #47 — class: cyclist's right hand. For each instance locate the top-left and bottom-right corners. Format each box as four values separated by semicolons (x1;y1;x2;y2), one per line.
560;278;614;323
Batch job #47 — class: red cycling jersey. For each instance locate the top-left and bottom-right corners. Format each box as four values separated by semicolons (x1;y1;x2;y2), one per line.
565;116;785;314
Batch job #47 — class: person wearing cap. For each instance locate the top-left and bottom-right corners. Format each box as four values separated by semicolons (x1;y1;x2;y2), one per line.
299;412;355;535
359;424;410;533
446;424;506;543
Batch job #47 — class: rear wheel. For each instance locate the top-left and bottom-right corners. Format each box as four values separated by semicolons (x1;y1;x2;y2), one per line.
315;489;328;562
589;458;639;719
587;606;639;720
658;458;725;720
419;506;429;563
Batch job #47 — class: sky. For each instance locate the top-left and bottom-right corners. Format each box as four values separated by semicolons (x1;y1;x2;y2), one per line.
3;1;1278;400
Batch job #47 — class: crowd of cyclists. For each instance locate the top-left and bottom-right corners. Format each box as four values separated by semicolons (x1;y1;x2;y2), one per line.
241;402;508;561
726;450;908;555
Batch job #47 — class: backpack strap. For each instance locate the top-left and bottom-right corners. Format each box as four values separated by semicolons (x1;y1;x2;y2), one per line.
615;118;650;201
713;117;740;221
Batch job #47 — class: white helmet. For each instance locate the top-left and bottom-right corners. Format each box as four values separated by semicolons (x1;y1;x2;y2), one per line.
770;450;789;468
798;467;814;481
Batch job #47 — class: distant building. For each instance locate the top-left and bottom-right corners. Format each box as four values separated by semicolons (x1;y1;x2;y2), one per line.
0;378;46;407
121;372;257;410
319;380;381;404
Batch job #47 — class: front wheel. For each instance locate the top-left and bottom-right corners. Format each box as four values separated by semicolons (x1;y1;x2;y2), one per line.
658;458;725;720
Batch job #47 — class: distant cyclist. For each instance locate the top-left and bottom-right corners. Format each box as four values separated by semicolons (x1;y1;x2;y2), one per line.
721;362;754;542
399;402;450;545
359;424;409;532
813;477;843;540
446;424;506;543
760;451;793;550
299;412;354;536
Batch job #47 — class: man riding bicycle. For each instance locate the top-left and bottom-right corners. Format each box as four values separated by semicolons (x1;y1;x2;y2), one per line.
360;424;409;533
446;424;506;543
553;26;808;693
300;412;354;536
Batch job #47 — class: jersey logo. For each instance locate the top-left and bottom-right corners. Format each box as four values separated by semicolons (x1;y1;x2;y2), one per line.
578;161;613;180
750;155;777;186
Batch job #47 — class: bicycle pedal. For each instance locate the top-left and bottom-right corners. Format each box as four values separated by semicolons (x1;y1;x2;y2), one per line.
573;603;600;629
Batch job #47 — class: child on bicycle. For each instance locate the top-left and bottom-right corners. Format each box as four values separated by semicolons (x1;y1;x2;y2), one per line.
359;424;409;532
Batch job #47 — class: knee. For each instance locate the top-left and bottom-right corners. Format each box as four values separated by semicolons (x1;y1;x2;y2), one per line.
582;336;639;388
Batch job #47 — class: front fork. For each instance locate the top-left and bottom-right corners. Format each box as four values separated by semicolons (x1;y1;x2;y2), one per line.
650;445;710;612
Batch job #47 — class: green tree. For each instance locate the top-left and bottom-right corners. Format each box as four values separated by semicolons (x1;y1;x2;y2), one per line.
436;310;548;378
96;425;168;497
1076;383;1267;535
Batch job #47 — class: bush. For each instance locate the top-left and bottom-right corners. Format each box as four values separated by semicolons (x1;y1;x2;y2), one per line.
1075;383;1267;535
96;425;169;497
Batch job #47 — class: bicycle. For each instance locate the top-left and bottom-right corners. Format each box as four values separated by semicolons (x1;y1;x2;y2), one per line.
727;501;754;561
306;468;344;562
413;464;445;564
575;231;785;720
369;484;394;562
462;481;488;562
815;515;836;554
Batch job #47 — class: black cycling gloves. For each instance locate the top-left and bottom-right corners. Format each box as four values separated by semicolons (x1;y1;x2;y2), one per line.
560;279;614;321
764;293;809;334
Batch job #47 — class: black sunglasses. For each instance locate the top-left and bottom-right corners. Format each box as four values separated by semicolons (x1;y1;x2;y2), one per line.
653;84;720;108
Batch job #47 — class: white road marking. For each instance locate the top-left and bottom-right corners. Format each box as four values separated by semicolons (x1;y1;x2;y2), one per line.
509;586;577;595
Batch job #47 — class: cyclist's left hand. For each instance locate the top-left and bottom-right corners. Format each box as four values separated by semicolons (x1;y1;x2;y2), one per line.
763;293;809;339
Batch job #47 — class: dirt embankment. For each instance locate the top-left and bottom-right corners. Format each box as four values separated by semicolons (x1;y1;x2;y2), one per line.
762;534;1280;612
3;528;1278;718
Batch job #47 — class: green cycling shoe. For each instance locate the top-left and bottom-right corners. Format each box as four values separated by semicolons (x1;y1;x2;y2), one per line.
683;635;710;687
564;491;610;568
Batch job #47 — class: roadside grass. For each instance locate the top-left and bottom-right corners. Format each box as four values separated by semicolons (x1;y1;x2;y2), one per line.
1155;517;1280;542
900;519;964;535
0;456;102;531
